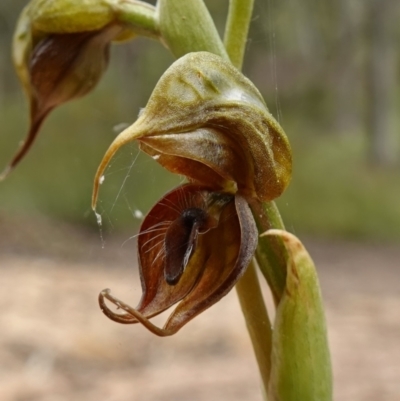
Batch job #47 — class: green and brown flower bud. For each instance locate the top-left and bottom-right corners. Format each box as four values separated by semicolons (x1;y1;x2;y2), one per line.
262;230;333;401
92;51;292;209
1;0;158;179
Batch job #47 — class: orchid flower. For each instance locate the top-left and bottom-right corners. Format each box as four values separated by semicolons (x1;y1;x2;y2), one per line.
94;51;291;334
5;1;333;399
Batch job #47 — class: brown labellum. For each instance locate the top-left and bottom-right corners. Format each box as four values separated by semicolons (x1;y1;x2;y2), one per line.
99;184;258;336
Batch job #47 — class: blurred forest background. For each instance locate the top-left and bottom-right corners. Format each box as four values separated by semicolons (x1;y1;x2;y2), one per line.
1;2;400;401
1;0;400;239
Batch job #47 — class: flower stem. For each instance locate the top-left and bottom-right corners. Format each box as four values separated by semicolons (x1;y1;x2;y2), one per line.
224;0;255;70
250;200;288;305
157;0;279;396
157;0;228;59
114;0;160;40
235;259;272;396
224;0;273;396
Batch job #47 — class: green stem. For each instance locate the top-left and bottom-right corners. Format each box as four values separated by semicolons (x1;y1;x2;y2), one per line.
157;0;280;396
157;0;228;59
224;0;255;70
250;200;288;305
235;259;272;396
114;0;160;40
224;0;273;396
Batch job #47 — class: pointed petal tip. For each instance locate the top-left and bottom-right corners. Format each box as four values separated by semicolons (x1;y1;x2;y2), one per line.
0;166;12;181
99;288;137;325
92;124;141;210
0;108;49;179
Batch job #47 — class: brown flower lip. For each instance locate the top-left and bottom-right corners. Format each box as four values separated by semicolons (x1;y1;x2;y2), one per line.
99;183;258;336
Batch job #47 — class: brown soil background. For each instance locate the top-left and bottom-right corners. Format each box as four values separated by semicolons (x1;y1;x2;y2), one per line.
1;215;399;401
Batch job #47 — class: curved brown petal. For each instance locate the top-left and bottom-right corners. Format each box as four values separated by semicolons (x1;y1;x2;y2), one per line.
99;188;258;336
139;127;254;195
139;142;234;192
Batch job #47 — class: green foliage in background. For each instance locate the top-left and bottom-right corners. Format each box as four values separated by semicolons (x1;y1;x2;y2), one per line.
279;129;400;241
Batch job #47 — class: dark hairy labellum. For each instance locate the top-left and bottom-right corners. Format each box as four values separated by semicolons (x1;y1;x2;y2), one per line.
164;207;208;285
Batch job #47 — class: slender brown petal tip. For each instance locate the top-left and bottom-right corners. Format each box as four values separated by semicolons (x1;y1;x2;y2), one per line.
1;108;49;179
91;123;145;211
99;289;138;325
99;289;174;337
0;167;11;182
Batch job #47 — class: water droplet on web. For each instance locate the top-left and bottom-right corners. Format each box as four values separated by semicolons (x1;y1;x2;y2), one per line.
113;122;129;133
95;211;103;226
94;210;105;248
134;209;143;219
